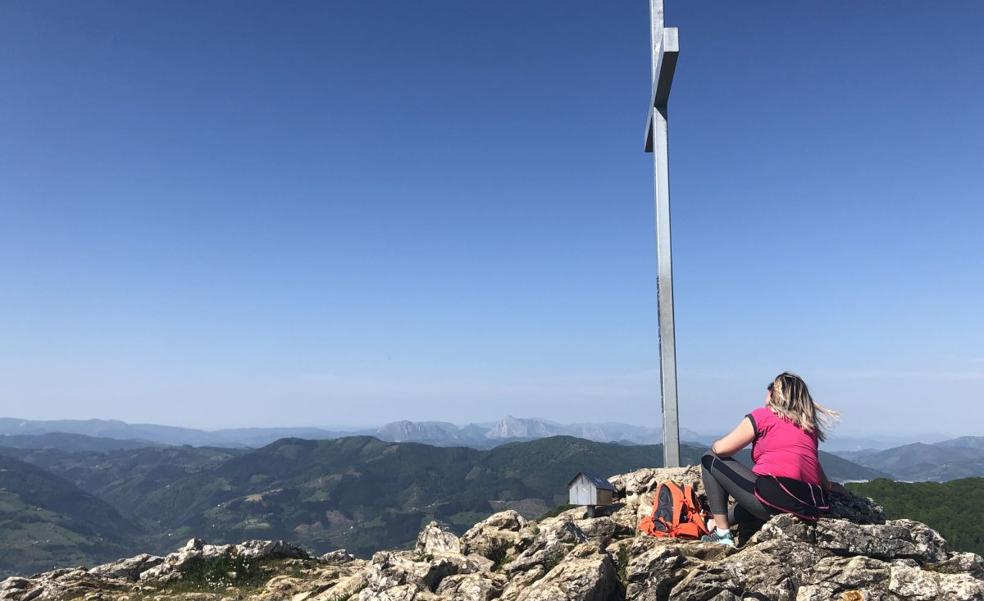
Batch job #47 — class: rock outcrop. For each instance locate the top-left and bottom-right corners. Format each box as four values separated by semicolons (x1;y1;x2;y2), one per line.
1;466;981;601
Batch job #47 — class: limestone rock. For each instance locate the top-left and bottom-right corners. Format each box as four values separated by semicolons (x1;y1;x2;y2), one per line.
607;503;639;536
434;573;506;601
305;571;369;601
795;554;984;601
620;537;738;601
608;466;704;512
415;521;462;555
623;542;692;601
574;516;618;547
260;574;305;599
0;579;30;596
505;517;587;576
235;539;311;560
698;538;829;600
515;544;618;601
473;510;527;531
0;568;129;601
356;549;490;600
319;549;356;564
460;510;534;564
931;551;984;581
358;582;438;601
137;538;310;583
751;514;949;564
87;554;164;581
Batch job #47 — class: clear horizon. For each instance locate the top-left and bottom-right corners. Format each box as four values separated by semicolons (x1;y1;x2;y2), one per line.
0;413;972;442
2;1;982;436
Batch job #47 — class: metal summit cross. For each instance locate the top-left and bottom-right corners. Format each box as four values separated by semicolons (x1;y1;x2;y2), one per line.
644;0;681;468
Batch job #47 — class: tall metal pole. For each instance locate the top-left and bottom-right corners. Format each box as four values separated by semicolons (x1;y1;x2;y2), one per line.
645;0;681;468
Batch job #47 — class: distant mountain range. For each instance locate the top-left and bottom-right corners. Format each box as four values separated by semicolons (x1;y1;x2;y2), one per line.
4;414;977;482
4;416;961;454
936;436;984;450
0;431;156;452
0;416;707;449
371;416;708;449
819;431;953;452
832;437;984;482
0;417;352;448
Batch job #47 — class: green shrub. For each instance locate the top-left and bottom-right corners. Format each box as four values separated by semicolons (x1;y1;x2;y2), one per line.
847;478;984;556
170;554;267;591
616;543;630;586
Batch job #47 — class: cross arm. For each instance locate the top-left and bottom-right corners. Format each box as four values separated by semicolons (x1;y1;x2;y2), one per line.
644;27;679;153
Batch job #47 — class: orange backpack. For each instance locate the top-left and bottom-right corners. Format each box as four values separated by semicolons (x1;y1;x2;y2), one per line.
639;481;710;539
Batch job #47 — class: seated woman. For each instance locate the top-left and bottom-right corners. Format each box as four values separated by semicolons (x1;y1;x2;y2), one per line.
700;372;845;546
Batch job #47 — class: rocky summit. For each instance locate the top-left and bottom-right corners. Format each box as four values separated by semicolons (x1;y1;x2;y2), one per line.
2;466;981;601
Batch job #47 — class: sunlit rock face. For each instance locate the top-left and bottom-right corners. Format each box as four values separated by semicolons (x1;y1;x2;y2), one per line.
1;467;981;601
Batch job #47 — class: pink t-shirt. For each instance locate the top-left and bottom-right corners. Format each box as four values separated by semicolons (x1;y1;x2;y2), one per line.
748;406;822;485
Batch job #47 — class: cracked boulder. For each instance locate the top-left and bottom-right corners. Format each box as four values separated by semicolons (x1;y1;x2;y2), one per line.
515;544;618;601
460;510;535;565
415;521;462;556
751;514;950;564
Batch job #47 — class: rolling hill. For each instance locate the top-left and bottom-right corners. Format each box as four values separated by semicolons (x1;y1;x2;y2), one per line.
0;454;142;578
0;444;247;514
130;435;699;557
126;436;878;558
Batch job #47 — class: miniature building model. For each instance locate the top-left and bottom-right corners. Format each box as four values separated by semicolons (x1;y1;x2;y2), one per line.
568;472;614;506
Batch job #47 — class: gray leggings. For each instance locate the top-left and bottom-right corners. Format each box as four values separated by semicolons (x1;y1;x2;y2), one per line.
700;451;774;525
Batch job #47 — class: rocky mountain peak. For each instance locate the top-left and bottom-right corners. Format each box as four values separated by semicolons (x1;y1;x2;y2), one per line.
486;416;559;440
374;420;461;443
2;466;981;600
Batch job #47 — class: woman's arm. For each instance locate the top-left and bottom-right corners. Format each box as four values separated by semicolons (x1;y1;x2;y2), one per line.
710;416;755;457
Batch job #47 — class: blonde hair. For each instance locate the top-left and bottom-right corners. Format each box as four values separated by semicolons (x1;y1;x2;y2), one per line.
767;372;839;441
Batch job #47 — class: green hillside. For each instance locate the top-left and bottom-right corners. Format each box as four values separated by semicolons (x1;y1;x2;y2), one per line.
132;435;692;557
0;445;246;513
0;455;141;578
847;478;984;555
131;436;874;558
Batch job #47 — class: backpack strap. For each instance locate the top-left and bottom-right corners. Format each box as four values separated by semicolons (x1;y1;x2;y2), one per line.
682;484;711;536
639;481;711;539
639;482;673;537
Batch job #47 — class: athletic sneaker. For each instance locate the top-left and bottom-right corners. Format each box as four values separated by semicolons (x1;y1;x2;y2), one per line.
700;529;736;546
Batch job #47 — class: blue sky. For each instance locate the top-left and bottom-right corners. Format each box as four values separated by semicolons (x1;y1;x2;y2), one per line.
1;1;981;436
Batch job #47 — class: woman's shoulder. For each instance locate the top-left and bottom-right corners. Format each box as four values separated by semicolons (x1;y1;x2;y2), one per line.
747;406;775;422
745;406;775;435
